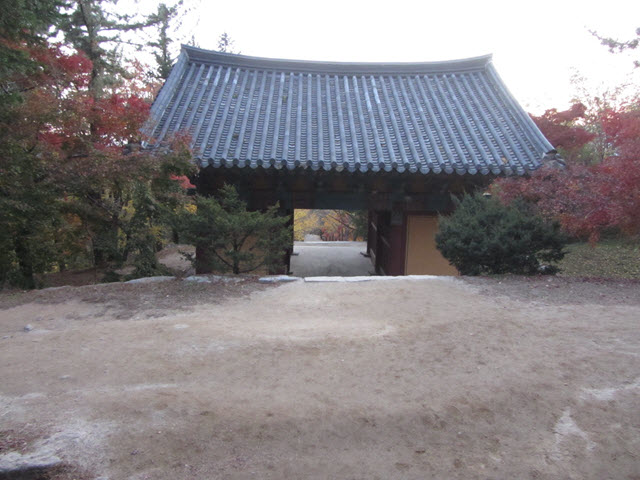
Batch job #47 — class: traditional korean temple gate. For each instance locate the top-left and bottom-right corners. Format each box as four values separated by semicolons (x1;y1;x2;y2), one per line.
147;46;555;275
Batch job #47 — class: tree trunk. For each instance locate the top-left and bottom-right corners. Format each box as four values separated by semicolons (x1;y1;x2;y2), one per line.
233;257;240;275
194;244;212;274
14;231;35;289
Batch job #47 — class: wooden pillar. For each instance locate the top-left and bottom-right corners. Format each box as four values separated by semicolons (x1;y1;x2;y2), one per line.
386;208;406;276
374;212;387;274
272;207;293;274
366;210;375;257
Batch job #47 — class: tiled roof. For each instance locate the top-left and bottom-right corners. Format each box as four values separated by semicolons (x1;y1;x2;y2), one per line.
147;45;554;176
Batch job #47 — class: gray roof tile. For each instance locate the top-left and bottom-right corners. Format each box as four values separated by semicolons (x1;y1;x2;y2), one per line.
147;46;554;175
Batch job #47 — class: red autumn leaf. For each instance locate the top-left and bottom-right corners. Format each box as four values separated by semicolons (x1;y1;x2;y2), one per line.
530;103;595;164
170;175;195;189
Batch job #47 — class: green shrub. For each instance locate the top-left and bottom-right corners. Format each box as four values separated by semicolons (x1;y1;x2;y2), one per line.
180;185;291;274
435;194;567;275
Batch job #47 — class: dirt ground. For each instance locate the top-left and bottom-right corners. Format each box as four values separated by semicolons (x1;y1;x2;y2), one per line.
291;242;373;277
1;276;639;479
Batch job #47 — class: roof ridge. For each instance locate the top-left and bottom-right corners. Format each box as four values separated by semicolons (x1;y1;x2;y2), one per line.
181;45;493;75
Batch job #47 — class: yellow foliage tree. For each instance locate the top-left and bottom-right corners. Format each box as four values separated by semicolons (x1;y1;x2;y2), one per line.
293;210;323;240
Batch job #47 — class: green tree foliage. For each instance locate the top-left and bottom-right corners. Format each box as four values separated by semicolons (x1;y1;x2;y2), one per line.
0;43;194;288
435;194;567;276
44;1;194;272
217;32;238;53
0;141;62;288
127;140;195;278
0;4;72;288
60;0;165;94
180;185;291;274
0;0;62;40
147;2;184;80
0;0;64;116
0;0;196;289
593;26;640;68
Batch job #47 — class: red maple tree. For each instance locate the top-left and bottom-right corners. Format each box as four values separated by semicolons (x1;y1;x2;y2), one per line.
3;42;194;271
530;103;594;164
494;101;640;242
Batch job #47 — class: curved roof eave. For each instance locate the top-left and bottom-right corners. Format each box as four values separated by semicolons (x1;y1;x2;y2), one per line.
181;45;493;75
145;46;554;177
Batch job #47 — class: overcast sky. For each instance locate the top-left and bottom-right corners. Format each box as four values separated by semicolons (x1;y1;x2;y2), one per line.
152;0;639;114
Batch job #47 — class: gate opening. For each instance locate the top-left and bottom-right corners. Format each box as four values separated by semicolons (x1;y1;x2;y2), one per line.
290;209;374;277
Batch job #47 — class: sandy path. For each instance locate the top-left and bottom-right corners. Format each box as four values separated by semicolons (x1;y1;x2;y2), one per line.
1;277;639;479
290;241;373;277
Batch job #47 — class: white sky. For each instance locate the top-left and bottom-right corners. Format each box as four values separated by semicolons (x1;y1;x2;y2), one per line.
139;0;640;114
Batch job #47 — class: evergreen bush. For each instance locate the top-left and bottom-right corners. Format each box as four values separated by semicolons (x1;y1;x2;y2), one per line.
435;193;567;275
180;185;291;274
